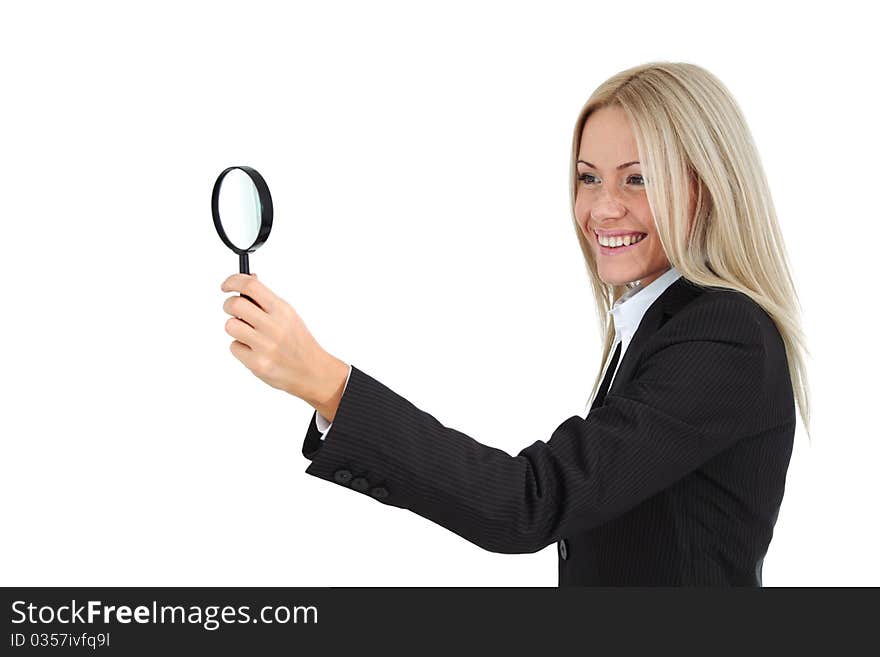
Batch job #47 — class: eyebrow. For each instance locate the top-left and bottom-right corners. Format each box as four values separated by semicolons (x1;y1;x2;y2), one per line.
577;160;640;170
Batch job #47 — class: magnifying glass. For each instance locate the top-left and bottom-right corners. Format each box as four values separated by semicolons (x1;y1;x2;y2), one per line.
212;165;273;305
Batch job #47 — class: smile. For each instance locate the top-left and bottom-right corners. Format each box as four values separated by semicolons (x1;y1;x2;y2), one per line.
593;230;647;255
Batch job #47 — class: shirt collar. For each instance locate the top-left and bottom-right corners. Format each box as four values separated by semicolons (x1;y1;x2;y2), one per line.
608;266;683;345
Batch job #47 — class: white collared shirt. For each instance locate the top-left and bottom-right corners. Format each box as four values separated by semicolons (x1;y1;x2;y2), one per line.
604;266;682;391
317;266;683;435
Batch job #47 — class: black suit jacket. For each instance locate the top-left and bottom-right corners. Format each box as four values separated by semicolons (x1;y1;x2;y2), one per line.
301;277;796;586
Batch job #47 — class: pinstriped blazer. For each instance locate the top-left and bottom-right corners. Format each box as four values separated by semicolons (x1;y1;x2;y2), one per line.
301;276;796;586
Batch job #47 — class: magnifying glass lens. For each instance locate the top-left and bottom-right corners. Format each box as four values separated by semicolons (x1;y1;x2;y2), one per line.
217;168;262;251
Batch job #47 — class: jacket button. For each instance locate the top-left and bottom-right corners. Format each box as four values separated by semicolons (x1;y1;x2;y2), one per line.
333;469;352;484
558;539;568;561
370;486;389;499
351;477;369;492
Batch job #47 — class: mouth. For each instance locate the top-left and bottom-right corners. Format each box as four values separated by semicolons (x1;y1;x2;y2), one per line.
592;229;647;256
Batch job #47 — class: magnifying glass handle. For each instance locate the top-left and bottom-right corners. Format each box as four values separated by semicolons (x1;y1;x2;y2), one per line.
238;253;257;305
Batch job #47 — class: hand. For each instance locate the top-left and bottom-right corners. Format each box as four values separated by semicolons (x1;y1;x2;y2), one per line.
220;273;346;410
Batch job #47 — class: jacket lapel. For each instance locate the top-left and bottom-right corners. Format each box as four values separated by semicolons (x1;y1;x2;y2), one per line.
604;276;705;400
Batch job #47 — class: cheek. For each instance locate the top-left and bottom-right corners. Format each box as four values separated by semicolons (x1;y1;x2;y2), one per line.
636;200;658;238
574;197;591;231
646;226;668;263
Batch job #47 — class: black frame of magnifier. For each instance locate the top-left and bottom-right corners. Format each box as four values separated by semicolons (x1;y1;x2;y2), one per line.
211;165;273;274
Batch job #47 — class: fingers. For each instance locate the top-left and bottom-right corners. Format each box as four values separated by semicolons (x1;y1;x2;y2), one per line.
224;316;266;351
229;338;258;371
221;273;275;314
222;293;270;333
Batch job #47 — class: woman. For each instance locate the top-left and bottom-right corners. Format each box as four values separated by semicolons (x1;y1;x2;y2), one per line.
220;61;811;586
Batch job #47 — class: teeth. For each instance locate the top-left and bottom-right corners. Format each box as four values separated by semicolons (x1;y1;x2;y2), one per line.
596;232;645;248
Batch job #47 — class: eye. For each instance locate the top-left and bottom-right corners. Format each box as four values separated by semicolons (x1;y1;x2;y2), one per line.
577;173;645;186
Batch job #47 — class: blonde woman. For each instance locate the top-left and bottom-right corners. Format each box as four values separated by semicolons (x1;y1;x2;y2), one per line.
221;61;809;586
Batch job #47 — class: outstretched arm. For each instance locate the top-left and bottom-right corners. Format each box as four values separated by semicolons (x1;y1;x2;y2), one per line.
301;297;778;555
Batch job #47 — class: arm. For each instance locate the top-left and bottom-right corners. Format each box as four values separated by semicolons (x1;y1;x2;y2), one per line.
302;297;777;554
315;363;353;435
309;355;351;424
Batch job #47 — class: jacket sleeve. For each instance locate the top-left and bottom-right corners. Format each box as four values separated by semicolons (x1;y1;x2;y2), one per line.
301;296;775;554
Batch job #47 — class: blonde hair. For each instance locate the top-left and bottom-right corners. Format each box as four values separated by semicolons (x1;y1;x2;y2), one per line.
570;61;811;441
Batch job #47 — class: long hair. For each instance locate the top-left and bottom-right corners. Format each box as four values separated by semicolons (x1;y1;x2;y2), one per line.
570;61;811;441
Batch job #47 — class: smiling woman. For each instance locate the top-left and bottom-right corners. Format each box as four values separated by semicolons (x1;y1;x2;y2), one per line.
223;60;810;586
567;64;809;434
574;105;677;288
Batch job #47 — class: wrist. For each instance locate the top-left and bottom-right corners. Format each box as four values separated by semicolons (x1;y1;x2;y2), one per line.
308;352;349;423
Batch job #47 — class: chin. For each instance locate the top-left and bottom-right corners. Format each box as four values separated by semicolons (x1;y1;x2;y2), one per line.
597;267;642;287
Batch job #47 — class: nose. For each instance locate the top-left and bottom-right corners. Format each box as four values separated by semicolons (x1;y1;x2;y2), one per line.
589;187;627;223
591;199;627;224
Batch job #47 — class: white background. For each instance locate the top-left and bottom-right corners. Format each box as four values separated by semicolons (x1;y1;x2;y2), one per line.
1;0;876;586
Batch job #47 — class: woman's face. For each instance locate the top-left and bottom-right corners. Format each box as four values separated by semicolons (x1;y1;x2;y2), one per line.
574;105;671;287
